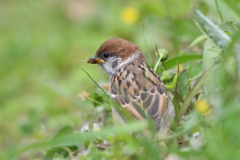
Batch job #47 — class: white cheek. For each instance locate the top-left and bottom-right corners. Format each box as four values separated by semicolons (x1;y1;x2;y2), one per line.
100;57;122;75
100;63;115;75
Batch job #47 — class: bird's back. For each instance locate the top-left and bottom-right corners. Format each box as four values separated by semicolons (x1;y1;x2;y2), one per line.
110;60;169;130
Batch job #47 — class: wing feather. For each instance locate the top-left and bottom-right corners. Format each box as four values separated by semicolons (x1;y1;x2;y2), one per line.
110;62;168;130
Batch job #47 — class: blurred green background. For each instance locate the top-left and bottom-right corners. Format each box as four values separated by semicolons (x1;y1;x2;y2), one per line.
0;0;239;158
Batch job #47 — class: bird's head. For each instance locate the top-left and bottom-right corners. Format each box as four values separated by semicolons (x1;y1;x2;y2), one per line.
87;38;145;77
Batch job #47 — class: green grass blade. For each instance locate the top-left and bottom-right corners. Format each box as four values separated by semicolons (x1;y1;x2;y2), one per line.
82;68;109;98
139;23;152;63
162;55;203;70
222;0;240;18
172;67;212;129
214;0;223;23
188;35;205;48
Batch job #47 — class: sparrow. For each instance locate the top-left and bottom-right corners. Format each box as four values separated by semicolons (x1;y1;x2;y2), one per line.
87;38;175;131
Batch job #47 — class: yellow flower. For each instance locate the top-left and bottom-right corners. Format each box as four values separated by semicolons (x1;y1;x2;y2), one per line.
195;99;211;115
120;7;139;24
175;64;183;71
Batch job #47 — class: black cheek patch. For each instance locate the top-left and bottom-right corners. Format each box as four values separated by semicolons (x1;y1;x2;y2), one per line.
111;59;119;69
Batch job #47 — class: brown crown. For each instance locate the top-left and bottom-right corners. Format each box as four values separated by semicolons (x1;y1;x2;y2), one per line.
95;38;141;61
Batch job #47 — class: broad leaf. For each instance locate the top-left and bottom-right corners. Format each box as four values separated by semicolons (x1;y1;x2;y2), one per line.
162;55;203;70
194;8;231;50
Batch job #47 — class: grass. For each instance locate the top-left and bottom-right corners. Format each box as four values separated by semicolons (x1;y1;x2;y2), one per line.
0;0;240;159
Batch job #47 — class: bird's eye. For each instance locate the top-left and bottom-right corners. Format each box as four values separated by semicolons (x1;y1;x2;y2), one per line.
103;52;109;58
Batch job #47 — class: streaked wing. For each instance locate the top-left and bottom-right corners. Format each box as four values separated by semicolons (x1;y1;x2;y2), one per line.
140;85;168;130
110;62;168;130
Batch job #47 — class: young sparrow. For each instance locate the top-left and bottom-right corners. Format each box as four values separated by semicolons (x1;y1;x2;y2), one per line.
87;38;175;132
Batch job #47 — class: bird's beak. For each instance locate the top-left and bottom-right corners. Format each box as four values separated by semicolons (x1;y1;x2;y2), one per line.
87;56;105;64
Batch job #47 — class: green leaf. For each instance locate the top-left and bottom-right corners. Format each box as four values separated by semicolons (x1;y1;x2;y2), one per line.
52;126;75;141
172;67;212;129
0;121;146;159
189;61;203;79
45;146;77;159
188;35;205;48
194;8;231;50
178;83;189;96
161;55;203;70
165;73;178;89
219;21;240;37
202;37;221;78
188;72;203;82
206;45;221;57
205;51;219;58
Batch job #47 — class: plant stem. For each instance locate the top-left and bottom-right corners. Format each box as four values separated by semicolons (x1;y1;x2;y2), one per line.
139;23;153;64
215;0;223;23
